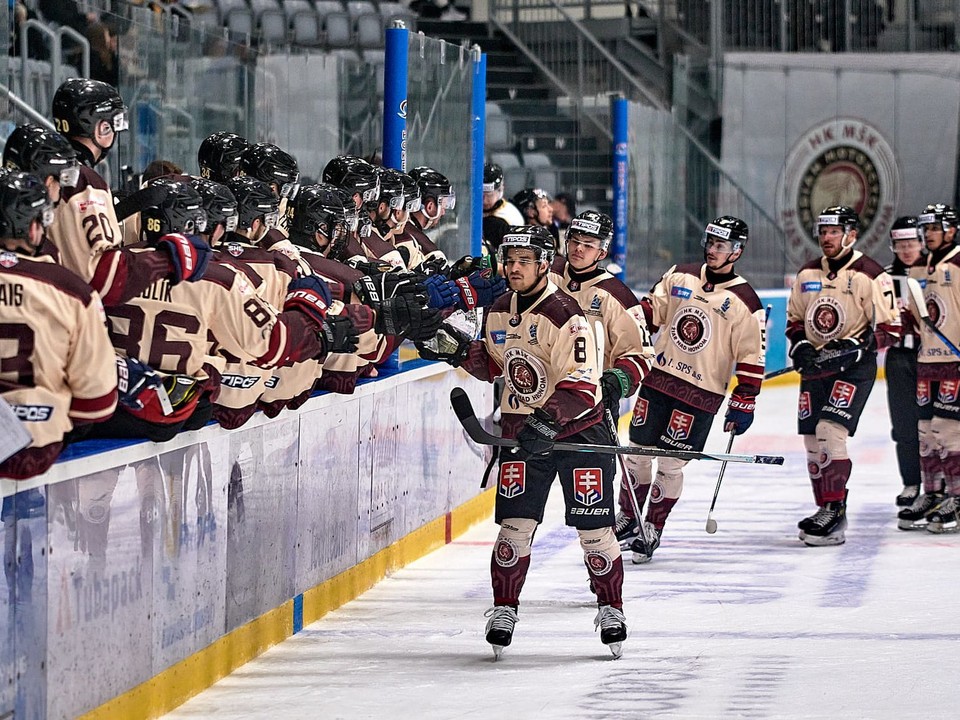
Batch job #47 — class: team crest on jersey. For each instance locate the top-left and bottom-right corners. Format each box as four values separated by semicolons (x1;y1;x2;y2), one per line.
806;296;846;342
0;251;18;268
669;306;712;353
499;461;525;499
917;380;931;406
631;397;649;426
798;391;812;420
927;293;945;327
671;286;692;299
939;380;959;404
574;468;603;506
226;242;245;257
829;381;857;409
666;409;694;441
504;348;549;404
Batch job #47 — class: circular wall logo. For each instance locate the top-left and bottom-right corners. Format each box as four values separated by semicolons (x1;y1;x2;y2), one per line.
777;118;900;267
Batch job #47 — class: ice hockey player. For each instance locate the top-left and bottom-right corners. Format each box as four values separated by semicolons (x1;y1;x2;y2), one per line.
419;224;626;659
0;171;117;479
883;217;925;509
787;206;900;545
481;163;523;226
197;131;249;184
549;211;654;545
899;204;960;533
513;187;558;245
48;80;208;306
623;216;765;562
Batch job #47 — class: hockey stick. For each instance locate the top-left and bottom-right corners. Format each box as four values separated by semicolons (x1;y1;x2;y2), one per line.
704;430;736;534
763;344;864;380
449;388;784;465
603;406;651;547
906;277;960;359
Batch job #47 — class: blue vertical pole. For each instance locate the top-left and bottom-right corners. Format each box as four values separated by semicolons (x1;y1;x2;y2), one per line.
470;50;486;258
383;24;409;171
611;96;628;282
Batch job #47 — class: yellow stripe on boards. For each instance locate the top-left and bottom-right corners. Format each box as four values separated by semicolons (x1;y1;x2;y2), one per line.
79;487;495;720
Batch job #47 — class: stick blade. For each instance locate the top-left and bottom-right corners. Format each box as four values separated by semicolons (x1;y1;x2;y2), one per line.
449;386;474;423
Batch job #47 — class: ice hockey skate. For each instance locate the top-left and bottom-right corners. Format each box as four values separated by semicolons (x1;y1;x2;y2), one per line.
896;484;920;507
614;511;639;550
484;605;519;660
897;491;944;530
925;494;960;534
798;500;846;546
594;605;627;658
630;522;660;564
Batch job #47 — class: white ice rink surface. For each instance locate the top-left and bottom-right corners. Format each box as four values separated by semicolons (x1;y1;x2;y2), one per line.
167;380;959;720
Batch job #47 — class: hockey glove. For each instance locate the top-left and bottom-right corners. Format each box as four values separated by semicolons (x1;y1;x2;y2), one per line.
515;408;561;457
284;275;332;328
600;368;630;417
345;257;395;276
116;355;165;410
724;391;756;436
422;274;459;310
318;314;359;356
114;183;173;221
414;323;472;366
157;233;212;284
453;270;508;311
789;340;819;376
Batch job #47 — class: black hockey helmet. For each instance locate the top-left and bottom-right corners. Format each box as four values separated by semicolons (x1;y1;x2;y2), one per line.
701;215;748;252
226;176;280;231
566;210;614;251
483;162;503;193
396;170;422;212
190;177;239;234
889;215;919;251
409;166;454;209
0;171;54;239
238;142;300;199
815;206;860;235
322;155;380;205
497;224;555;266
51;78;127;139
197;131;248;184
2;123;80;188
288;183;348;256
512;188;551;218
140;178;207;243
917;203;959;247
372;166;406;212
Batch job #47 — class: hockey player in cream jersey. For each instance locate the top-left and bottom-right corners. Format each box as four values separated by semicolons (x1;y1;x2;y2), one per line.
420;224;626;659
788;206;900;545
625;216;766;563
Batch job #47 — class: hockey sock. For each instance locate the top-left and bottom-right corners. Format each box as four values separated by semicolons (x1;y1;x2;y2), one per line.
579;528;624;609
491;518;536;606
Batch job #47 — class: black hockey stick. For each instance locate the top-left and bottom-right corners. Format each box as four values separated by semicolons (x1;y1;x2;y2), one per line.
449;388;784;465
704;430;735;534
906;277;960;359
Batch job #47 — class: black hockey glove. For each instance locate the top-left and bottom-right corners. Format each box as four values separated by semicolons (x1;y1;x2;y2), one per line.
515;408;561;458
600;368;630;417
377;296;442;340
414;324;472;366
114;182;172;221
817;334;875;374
317;314;359;356
789;340;819;376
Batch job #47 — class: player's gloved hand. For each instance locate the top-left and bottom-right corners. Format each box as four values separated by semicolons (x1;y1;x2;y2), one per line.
414;323;472;366
317;314;359;356
157;233;211;283
515;408;561;457
284;275;332;327
789;339;819;376
115;355;164;410
600;368;630;417
818;336;870;373
345;257;395;276
453;270;507;310
422;274;459;310
417;255;450;277
724;391;756;436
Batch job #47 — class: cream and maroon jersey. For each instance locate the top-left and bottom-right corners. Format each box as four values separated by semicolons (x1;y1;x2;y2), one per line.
643;263;765;414
550;260;654;395
47;166;174;306
914;245;960;379
787;249;900;355
106;252;320;385
461;280;602;438
0;251;117;450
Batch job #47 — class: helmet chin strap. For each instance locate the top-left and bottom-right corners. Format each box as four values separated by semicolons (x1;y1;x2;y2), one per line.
840;230;856;251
